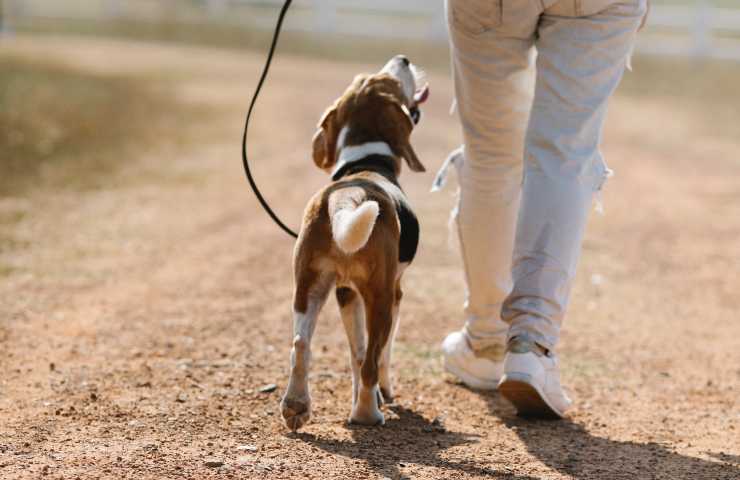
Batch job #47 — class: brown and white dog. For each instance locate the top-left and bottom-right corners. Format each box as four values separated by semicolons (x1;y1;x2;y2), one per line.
280;56;429;430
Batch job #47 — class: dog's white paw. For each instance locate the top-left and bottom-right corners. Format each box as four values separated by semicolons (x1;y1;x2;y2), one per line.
349;405;385;426
350;386;385;426
349;385;385;426
281;396;311;431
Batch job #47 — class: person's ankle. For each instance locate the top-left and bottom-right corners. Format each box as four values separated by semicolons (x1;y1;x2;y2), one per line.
507;334;550;357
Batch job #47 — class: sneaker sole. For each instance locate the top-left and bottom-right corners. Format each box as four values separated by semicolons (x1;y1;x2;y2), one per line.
498;373;564;420
443;359;499;390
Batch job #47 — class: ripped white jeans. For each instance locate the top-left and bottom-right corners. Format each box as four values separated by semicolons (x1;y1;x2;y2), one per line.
444;0;647;351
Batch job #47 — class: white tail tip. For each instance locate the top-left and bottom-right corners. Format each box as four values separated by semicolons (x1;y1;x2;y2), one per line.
332;201;379;254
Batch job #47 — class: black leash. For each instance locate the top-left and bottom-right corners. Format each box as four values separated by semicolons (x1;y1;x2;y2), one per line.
241;0;299;239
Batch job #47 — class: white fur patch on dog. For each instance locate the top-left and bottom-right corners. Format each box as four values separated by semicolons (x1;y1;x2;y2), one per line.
332;201;380;254
338;142;394;166
336;125;350;153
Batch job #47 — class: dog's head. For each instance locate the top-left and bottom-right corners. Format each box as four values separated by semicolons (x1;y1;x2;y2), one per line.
312;55;430;176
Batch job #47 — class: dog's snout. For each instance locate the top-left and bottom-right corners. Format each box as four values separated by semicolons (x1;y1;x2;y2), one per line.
397;55;410;67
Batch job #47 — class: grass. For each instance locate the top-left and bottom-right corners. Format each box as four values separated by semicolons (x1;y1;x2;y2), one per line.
5;20;739;187
619;55;740;141
0;56;186;196
12;16;454;72
0;55;209;276
652;0;739;7
622;56;740;101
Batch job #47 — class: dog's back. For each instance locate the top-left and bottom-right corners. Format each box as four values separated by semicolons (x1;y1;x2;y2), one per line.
295;174;401;289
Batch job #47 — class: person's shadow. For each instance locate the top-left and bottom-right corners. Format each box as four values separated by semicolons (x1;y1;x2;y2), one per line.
291;404;538;480
479;390;740;479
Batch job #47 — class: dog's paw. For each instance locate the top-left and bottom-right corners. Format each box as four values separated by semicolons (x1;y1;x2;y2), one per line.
349;402;385;426
281;396;311;431
379;386;394;405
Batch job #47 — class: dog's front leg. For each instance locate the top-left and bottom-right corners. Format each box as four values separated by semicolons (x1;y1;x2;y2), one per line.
281;271;331;431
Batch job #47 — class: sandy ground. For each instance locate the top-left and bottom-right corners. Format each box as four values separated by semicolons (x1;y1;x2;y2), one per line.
1;35;739;479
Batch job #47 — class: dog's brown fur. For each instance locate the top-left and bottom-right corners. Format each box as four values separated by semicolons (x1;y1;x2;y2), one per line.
280;71;424;430
312;74;425;174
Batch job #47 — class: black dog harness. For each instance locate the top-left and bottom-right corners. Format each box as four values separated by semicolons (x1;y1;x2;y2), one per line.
332;155;420;264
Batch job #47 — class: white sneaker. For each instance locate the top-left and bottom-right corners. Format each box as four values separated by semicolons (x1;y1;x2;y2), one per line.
441;330;505;390
497;337;572;419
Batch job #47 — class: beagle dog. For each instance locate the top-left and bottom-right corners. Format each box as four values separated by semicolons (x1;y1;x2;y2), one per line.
280;56;429;430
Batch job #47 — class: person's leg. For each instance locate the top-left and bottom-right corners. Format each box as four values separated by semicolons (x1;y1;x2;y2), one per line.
499;0;647;417
441;0;542;388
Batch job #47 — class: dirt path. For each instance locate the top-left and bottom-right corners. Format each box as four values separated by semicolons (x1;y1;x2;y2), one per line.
1;35;738;479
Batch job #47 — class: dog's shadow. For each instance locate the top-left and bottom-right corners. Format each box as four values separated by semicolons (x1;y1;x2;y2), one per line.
291;394;739;479
479;390;740;480
291;404;537;480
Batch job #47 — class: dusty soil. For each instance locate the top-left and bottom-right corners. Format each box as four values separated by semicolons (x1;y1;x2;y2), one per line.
1;35;739;479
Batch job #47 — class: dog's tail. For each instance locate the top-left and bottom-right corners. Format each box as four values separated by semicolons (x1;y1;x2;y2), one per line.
329;188;379;255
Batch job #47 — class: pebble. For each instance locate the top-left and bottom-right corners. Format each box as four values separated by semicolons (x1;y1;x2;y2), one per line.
236;444;258;452
258;384;277;393
204;459;224;468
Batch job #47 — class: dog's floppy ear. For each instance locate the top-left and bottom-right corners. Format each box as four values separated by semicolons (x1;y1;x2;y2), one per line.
312;104;339;170
396;102;425;172
380;94;426;173
401;139;425;173
312;74;369;171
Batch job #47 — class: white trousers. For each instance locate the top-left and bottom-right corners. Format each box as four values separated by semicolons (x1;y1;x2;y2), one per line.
446;0;647;351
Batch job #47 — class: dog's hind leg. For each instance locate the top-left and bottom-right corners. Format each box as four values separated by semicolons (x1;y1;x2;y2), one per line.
378;276;403;404
351;279;395;426
336;287;366;408
280;268;333;432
